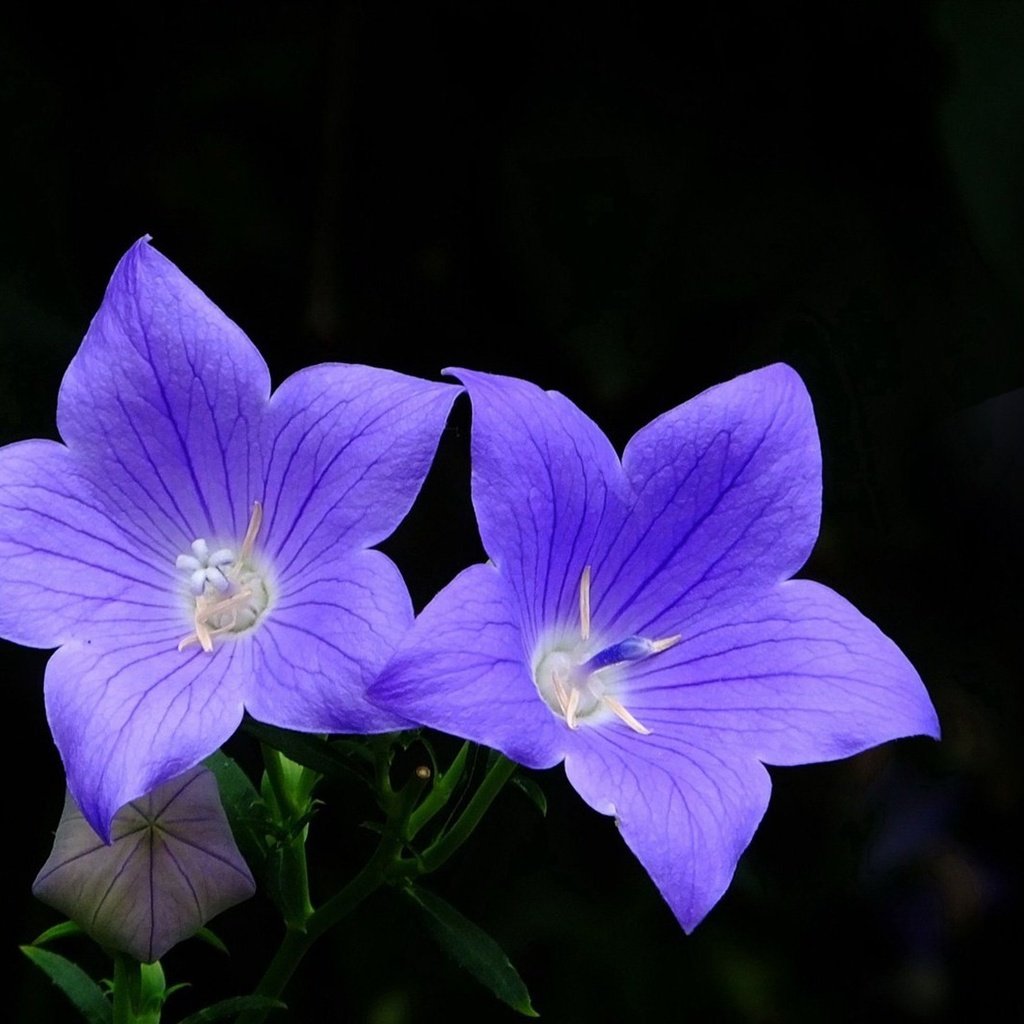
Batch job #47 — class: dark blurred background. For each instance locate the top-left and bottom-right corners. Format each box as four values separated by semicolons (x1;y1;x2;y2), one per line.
3;2;1021;1021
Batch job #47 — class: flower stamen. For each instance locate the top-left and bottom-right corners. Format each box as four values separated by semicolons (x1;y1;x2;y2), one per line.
565;686;581;730
600;695;652;735
238;499;262;562
579;564;591;642
552;672;571;716
534;568;680;735
177;502;268;653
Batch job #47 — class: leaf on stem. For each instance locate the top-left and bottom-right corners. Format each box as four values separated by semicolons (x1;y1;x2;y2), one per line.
20;945;113;1024
176;994;287;1023
401;884;539;1017
510;774;548;817
242;720;370;785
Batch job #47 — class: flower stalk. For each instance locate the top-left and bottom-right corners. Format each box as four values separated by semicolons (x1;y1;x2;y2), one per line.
237;745;515;1024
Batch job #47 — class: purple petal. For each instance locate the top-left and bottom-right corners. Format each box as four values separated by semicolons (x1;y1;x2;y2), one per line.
261;364;459;566
0;440;178;647
625;579;940;763
597;364;821;639
56;238;269;546
45;629;248;839
33;766;254;962
246;549;414;733
372;563;566;768
3;238;461;848
564;727;772;932
450;368;628;645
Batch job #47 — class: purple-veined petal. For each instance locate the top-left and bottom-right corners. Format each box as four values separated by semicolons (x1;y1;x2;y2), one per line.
245;548;413;733
45;628;248;840
0;440;179;647
374;363;938;933
261;364;459;565
56;238;268;547
624;579;940;764
3;237;463;849
450;368;629;646
33;766;255;963
596;364;821;639
372;563;567;768
564;726;772;932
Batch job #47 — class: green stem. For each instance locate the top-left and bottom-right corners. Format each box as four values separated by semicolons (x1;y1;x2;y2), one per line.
406;741;470;840
236;769;428;1024
261;745;315;928
111;953;144;1024
413;754;516;874
236;751;517;1024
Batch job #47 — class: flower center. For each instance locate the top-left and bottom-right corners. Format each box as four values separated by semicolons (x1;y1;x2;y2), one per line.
532;566;679;735
176;502;270;653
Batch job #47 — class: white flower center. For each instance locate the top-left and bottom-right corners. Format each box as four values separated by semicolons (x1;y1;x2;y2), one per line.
532;566;679;735
176;502;270;653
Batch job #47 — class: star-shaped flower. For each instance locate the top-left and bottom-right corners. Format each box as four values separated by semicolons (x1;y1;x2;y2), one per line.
371;365;940;930
33;765;255;963
0;239;457;838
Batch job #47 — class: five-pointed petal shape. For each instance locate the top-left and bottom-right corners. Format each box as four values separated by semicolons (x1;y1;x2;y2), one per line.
0;239;458;837
33;765;255;963
371;365;940;931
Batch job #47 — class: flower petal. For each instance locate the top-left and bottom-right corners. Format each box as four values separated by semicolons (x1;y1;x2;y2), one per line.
56;238;269;547
372;563;567;768
625;579;940;764
45;628;248;839
246;549;414;733
450;368;628;645
261;364;459;567
564;727;771;932
597;364;821;638
0;440;178;647
33;766;254;963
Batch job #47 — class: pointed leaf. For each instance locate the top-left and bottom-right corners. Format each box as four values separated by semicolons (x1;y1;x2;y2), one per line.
242;720;369;785
20;946;113;1024
193;927;231;955
32;920;84;946
177;995;287;1023
203;749;270;868
402;884;538;1017
510;774;548;817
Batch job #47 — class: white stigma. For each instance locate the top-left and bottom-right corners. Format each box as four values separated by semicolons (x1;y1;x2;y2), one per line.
532;566;681;735
176;502;270;653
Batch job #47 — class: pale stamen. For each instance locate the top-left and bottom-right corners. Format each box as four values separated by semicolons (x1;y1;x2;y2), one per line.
565;687;581;729
579;564;591;642
648;634;682;654
535;566;680;735
552;673;570;716
177;502;265;653
600;695;652;735
179;589;257;652
238;500;263;562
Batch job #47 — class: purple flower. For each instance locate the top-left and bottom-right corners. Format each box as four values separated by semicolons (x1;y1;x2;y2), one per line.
33;765;255;963
371;366;940;931
0;239;457;839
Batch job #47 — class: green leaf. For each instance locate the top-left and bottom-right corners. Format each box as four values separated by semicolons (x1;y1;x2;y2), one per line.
20;945;113;1024
176;995;287;1023
242;721;369;785
203;749;268;868
510;774;547;817
402;884;538;1017
204;749;260;814
31;920;84;946
193;927;230;955
138;960;169;1021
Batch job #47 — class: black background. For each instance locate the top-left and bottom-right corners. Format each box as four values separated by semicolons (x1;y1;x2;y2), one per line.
3;3;1021;1021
